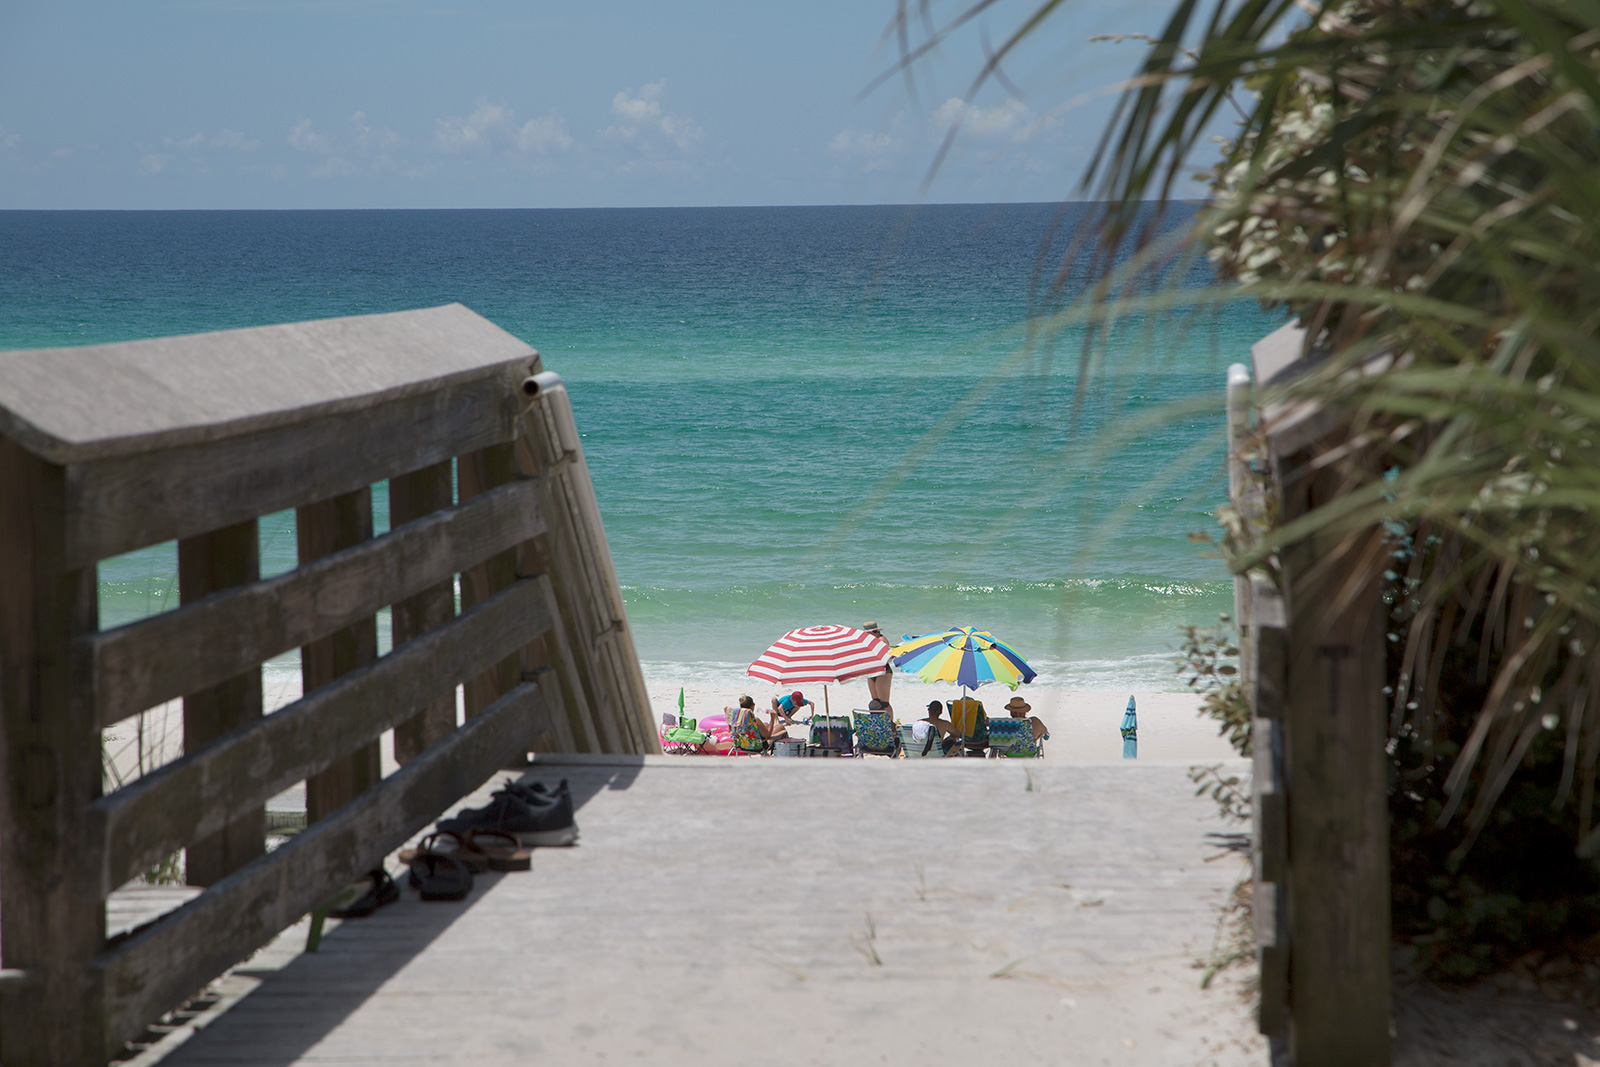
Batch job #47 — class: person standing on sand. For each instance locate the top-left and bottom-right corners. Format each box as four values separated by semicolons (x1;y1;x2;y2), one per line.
862;621;893;705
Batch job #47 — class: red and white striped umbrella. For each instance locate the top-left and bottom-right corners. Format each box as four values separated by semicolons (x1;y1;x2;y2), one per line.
747;625;891;685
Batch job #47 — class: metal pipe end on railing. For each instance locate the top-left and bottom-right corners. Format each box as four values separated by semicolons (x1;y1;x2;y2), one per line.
522;371;566;400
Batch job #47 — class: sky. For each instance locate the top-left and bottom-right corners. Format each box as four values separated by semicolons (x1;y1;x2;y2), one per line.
0;0;1197;210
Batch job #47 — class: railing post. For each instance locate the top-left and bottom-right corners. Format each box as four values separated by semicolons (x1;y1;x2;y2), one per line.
390;461;459;762
1274;443;1391;1067
459;445;522;726
0;438;108;1065
298;489;380;822
1226;362;1253;643
179;520;264;885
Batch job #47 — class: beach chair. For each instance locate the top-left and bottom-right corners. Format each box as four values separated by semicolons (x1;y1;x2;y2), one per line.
946;697;990;756
808;713;853;756
726;706;770;756
851;710;901;758
898;722;941;758
660;712;711;754
986;716;1042;758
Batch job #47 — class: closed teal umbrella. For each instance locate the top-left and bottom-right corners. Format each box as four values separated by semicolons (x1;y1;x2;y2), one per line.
1121;696;1137;759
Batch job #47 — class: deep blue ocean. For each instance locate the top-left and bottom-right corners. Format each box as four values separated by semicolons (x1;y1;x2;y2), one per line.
0;205;1282;693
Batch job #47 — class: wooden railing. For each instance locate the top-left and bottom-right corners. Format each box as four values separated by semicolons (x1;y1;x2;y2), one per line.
1231;321;1392;1067
0;304;657;1065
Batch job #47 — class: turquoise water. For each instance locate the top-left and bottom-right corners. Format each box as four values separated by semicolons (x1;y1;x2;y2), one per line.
0;205;1282;692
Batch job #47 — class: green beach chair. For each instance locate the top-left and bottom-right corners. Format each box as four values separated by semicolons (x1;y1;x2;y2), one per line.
986;716;1041;758
662;712;710;754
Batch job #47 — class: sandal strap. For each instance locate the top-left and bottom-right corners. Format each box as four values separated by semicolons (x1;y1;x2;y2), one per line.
464;828;519;851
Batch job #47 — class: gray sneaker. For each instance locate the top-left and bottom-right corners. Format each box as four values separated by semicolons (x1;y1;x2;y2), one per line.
438;791;578;847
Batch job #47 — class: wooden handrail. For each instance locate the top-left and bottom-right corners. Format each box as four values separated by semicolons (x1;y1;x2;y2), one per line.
98;576;555;894
87;477;544;727
94;675;558;1045
0;307;659;1065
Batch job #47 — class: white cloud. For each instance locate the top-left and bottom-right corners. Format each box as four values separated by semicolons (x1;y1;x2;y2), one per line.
288;112;403;178
287;118;332;154
602;80;702;150
931;98;1045;142
0;126;18;150
210;129;261;152
827;113;910;174
828;126;897;156
350;111;402;155
434;100;571;155
514;114;571;153
138;154;168;175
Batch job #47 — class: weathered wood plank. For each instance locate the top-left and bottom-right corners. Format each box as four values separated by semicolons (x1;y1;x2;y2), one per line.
389;461;459;763
178;520;264;887
63;374;526;568
0;305;537;466
0;439;108;1066
515;414;624;752
1256;880;1289;1038
1278;458;1391;1067
98;578;554;893
1252;718;1286;886
1250;577;1287;722
459;444;522;723
298;491;381;824
94;676;555;1050
520;377;658;753
89;479;543;727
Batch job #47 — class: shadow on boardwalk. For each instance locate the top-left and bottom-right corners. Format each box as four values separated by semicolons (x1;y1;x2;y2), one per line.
150;758;1261;1066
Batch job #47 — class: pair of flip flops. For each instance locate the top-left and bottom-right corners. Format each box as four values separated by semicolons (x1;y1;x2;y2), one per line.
399;829;531;873
399;828;532;901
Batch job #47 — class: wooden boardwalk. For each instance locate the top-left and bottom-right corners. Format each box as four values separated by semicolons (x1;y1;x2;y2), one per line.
141;756;1261;1066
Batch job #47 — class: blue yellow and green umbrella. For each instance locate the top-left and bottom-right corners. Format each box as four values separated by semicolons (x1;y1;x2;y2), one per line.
888;627;1037;692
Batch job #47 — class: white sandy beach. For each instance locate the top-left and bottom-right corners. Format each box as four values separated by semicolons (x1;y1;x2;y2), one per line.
647;677;1240;763
101;673;1238;815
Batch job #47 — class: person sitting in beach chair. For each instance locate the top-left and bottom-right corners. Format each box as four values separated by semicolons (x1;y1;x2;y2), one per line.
945;695;990;757
987;696;1049;758
851;699;901;758
732;695;787;754
915;700;964;757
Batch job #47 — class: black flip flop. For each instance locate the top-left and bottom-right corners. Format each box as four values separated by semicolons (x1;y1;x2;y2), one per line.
399;830;490;874
408;852;474;901
327;869;400;918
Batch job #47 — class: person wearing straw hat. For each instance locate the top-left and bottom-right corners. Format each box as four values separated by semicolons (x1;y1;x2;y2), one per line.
861;621;893;705
1002;695;1051;745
